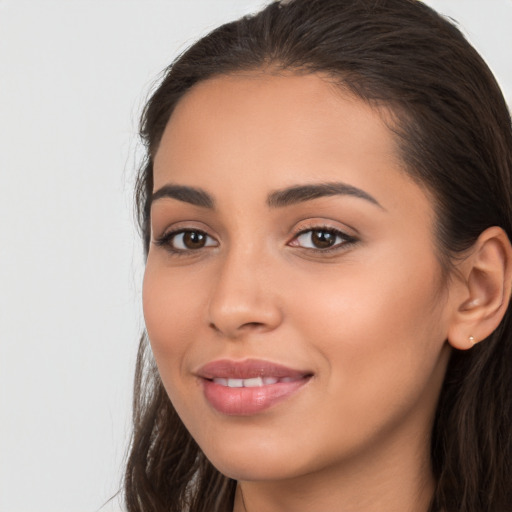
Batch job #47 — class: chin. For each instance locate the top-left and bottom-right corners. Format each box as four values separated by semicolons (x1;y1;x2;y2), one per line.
199;438;308;482
210;457;299;482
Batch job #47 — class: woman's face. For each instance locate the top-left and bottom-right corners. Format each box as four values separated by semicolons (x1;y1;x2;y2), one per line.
144;73;455;482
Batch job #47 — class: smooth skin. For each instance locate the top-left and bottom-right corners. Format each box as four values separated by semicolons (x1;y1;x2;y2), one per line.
143;72;512;512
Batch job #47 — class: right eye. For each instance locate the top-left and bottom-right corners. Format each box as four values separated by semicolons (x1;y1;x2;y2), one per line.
155;229;218;252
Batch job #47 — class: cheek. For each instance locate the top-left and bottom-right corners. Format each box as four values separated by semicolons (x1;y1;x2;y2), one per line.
141;258;214;427
291;253;443;342
142;257;204;372
287;249;447;415
346;236;440;328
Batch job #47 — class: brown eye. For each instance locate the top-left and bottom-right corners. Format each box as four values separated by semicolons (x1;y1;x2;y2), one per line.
310;230;337;249
182;231;207;249
159;230;218;251
291;228;356;251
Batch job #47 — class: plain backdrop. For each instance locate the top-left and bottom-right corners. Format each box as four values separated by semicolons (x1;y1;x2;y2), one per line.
0;1;510;511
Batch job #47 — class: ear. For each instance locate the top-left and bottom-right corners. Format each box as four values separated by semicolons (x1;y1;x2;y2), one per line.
448;226;512;350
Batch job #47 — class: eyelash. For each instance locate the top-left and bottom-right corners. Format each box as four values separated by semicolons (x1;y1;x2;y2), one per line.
154;226;358;255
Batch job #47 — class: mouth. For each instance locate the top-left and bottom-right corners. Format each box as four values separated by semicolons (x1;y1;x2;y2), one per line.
197;359;313;416
210;375;303;387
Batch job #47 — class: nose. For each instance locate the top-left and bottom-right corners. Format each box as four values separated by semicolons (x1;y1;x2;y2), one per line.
207;244;283;339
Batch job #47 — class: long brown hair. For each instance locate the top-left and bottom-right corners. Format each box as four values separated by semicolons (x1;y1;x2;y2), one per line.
124;1;512;510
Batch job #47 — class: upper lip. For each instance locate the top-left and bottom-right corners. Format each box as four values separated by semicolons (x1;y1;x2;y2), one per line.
196;358;312;380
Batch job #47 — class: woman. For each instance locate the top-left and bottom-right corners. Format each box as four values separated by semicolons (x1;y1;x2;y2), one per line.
124;0;512;511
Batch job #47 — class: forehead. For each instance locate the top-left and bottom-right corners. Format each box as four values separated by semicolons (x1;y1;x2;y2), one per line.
156;73;400;174
153;72;429;217
159;72;397;154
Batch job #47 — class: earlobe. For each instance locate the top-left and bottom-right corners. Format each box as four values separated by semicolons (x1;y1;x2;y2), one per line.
447;226;512;351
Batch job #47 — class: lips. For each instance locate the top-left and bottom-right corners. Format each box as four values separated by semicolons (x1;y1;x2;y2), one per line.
211;376;300;387
197;359;312;416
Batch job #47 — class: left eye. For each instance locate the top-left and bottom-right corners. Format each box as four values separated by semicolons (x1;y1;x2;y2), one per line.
291;228;353;250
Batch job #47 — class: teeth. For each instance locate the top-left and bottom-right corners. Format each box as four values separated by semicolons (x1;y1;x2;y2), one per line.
211;376;299;387
243;377;264;387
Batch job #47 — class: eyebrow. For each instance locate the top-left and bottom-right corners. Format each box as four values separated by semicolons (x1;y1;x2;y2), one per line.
151;181;383;211
267;182;384;209
151;184;215;209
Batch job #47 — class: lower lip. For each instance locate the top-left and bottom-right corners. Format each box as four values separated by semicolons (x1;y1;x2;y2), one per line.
202;378;310;416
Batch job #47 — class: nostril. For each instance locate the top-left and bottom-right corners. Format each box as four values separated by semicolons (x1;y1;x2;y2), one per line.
209;322;221;332
243;322;265;329
209;320;267;336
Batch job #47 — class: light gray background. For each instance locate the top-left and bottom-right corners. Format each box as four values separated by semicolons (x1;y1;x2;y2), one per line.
0;1;510;511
